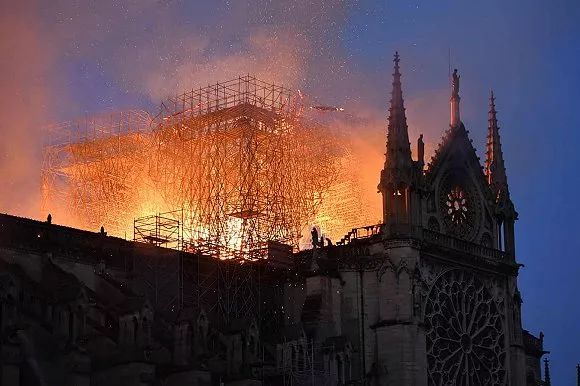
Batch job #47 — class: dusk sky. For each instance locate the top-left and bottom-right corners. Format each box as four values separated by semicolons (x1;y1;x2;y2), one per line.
1;0;579;382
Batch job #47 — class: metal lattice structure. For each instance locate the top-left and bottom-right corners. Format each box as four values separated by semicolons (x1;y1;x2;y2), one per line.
133;210;183;250
41;110;153;235
41;76;378;259
148;76;339;259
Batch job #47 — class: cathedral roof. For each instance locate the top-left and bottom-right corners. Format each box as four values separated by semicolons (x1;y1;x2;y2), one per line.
425;123;486;183
0;256;85;304
424;71;494;205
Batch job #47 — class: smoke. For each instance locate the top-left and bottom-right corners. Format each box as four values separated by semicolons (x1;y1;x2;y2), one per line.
43;0;353;100
0;1;60;218
0;0;452;230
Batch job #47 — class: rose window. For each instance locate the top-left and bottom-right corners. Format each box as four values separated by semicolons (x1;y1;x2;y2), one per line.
425;270;506;386
438;171;481;241
446;186;467;224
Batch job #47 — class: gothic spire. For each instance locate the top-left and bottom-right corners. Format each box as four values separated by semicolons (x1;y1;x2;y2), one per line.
378;52;419;227
485;91;510;203
544;358;551;386
383;51;413;179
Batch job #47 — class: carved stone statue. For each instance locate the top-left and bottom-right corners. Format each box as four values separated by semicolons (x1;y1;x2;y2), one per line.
452;69;460;97
311;227;319;248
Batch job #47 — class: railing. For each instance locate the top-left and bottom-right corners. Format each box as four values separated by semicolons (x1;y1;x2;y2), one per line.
422;228;508;261
336;225;509;263
336;224;382;245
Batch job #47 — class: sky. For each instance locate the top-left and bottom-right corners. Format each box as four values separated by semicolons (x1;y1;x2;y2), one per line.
1;0;579;382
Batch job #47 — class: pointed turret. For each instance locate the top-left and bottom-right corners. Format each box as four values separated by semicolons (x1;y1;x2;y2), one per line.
378;52;421;230
383;51;413;175
544;358;551;386
485;91;517;256
485;91;510;203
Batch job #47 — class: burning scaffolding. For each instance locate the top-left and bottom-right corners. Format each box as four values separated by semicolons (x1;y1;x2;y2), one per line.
41;76;380;258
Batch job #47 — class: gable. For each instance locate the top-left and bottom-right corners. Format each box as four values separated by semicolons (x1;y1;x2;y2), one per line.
424;124;496;243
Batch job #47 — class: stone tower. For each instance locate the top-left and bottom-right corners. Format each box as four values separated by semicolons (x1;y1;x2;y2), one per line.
282;53;534;386
378;52;424;235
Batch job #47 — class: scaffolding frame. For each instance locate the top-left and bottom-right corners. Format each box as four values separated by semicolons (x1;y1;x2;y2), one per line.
133;210;183;250
40;75;381;327
41;110;153;233
158;75;302;123
41;76;379;254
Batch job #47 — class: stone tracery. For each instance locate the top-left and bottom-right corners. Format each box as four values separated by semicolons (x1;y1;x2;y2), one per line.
424;269;507;386
438;170;482;241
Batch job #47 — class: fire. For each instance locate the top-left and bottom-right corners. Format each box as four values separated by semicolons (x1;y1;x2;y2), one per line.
41;76;383;257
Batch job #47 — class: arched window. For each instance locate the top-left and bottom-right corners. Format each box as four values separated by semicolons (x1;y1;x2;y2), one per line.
248;334;255;356
133;316;139;344
481;232;493;248
345;354;351;381
142;316;150;346
68;309;74;341
498;221;505;251
336;354;344;384
298;344;304;371
77;305;85;337
198;314;207;348
187;324;194;353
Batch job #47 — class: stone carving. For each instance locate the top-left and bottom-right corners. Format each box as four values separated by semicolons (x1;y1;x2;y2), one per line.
452;69;460;97
438;170;482;241
424;269;506;386
377;255;411;282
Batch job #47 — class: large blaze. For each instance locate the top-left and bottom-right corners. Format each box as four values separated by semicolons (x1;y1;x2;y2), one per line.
41;76;381;257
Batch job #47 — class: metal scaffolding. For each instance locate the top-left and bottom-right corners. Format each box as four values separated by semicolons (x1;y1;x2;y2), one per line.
42;76;349;258
133;210;183;250
41;110;153;234
39;75;382;349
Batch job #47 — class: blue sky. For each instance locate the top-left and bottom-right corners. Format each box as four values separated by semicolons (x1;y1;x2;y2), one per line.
1;0;579;382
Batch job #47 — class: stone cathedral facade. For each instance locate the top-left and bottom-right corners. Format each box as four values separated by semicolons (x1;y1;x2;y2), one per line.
281;53;545;386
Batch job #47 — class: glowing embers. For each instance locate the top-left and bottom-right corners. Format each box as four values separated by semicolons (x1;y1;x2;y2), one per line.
41;77;383;257
445;186;468;224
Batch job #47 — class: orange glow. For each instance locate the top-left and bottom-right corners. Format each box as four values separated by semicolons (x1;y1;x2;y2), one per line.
41;77;384;257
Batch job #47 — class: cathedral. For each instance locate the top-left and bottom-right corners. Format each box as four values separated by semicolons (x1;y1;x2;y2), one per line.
281;53;546;385
0;53;548;386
